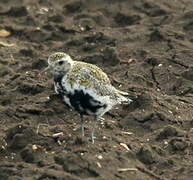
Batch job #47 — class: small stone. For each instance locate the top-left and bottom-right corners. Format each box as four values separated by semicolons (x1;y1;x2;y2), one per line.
97;155;103;159
0;29;10;37
32;144;38;150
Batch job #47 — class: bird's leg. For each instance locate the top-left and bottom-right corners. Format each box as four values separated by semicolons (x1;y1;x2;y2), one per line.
80;114;85;137
91;115;99;144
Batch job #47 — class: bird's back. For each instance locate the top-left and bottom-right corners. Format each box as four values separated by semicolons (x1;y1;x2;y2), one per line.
67;61;111;88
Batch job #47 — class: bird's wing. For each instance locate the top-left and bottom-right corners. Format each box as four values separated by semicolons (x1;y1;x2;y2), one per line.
67;61;111;88
79;62;111;84
115;89;129;96
64;61;130;104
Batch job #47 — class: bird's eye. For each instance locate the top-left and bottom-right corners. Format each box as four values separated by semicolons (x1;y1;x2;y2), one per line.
58;61;64;65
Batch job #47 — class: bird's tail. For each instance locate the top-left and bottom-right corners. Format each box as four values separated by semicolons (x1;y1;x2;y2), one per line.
116;89;129;96
116;89;133;104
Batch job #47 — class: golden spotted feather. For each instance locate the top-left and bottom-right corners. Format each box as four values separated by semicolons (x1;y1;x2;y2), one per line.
65;61;126;102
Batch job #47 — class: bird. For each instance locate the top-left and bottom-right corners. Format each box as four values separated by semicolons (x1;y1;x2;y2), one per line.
43;52;132;143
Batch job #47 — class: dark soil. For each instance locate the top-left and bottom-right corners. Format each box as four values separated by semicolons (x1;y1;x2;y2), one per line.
0;0;193;179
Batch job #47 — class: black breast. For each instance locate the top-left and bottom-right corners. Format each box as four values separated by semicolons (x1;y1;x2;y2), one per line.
54;74;106;115
54;73;66;95
68;90;107;115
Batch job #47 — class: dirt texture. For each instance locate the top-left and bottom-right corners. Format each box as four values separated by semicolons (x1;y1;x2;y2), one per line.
0;0;193;180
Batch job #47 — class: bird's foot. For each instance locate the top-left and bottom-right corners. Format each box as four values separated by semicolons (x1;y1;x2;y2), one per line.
91;135;96;144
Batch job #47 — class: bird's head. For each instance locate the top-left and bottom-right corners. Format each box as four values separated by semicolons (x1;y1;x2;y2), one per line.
44;52;74;75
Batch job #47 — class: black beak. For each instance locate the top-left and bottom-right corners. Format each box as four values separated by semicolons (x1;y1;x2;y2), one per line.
41;66;50;74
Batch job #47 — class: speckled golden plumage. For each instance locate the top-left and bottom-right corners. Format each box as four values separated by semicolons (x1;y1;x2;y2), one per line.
66;61;110;88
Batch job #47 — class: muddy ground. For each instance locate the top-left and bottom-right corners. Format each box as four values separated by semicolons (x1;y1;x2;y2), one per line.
0;0;193;179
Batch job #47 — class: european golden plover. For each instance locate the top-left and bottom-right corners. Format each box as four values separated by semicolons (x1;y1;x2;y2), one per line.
44;52;132;143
